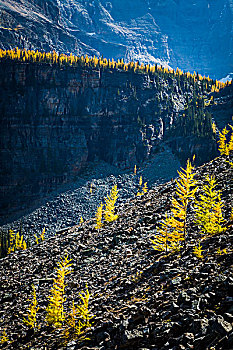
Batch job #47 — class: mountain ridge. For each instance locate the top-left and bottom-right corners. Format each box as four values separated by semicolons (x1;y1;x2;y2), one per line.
0;0;232;79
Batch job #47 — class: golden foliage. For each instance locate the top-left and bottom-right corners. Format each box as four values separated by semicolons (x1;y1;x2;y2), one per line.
211;85;219;93
41;228;45;240
212;122;216;134
0;330;9;344
142;182;148;194
229;125;233;151
104;185;118;223
171;158;197;246
230;208;233;221
34;234;39;245
136;176;148;196
46;255;72;328
63;288;93;343
23;285;39;329
194;175;226;236
95;202;103;229
151;213;180;253
20;254;94;344
216;247;227;255
139;176;143;186
7;229;27;254
218;127;230;155
34;228;45;245
131;271;142;283
218;124;233;167
151;158;197;253
193;242;204;259
0;48;231;90
218;124;233;158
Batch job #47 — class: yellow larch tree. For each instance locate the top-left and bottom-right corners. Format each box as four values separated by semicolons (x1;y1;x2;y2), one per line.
218;127;230;155
218;124;233;163
8;229;27;254
0;48;231;92
170;158;197;248
194;175;226;236
95;202;103;229
151;213;178;253
151;159;197;253
104;185;118;223
63;287;94;344
0;330;9;344
23;284;39;329
193;242;204;259
46;255;72;328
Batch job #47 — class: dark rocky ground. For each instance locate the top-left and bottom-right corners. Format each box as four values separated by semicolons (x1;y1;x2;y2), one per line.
0;154;232;350
0;146;181;239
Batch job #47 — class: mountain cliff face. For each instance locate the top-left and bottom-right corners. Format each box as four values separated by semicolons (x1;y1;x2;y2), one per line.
2;58;228;221
1;54;233;223
0;0;232;79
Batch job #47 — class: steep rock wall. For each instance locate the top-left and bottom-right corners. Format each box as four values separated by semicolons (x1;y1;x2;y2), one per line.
0;61;220;219
0;62;165;216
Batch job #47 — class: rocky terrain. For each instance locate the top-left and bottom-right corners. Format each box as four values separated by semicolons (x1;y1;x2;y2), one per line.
0;3;233;348
2;57;228;224
0;147;181;237
0;0;232;79
0;153;232;349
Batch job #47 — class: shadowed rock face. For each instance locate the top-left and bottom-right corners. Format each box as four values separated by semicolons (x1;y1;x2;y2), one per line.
0;62;163;219
1;60;223;220
0;0;232;79
0;58;232;223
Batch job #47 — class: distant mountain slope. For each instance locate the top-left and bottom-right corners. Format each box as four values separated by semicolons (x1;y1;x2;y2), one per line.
0;0;232;79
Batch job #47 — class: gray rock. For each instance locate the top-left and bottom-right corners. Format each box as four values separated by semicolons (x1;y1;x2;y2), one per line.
0;0;232;79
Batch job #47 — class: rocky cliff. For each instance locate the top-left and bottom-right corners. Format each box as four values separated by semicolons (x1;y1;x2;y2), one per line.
0;0;232;79
1;58;233;223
